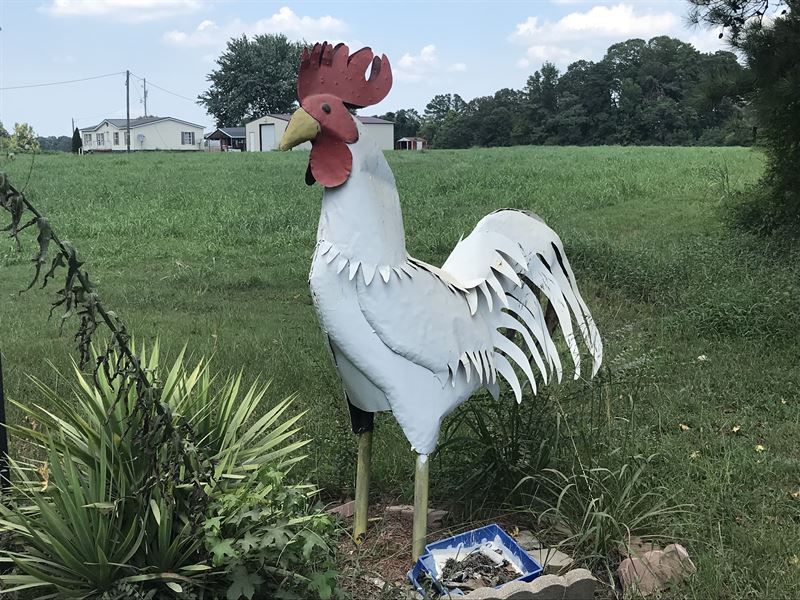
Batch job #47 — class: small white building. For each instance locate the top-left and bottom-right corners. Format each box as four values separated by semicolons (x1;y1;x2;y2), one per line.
396;136;427;151
80;117;204;152
245;114;394;152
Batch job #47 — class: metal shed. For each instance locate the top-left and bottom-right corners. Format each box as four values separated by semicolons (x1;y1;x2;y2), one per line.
396;136;427;151
245;114;395;151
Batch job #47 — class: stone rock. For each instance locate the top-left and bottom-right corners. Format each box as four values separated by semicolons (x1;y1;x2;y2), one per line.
362;574;387;591
326;500;355;518
428;508;448;530
526;547;574;575
384;505;448;530
462;568;595;599
514;530;542;551
617;543;696;596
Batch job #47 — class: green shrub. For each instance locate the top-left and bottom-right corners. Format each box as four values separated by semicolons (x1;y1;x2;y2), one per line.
436;390;558;512
513;366;689;586
529;456;689;572
727;184;800;239
0;344;339;599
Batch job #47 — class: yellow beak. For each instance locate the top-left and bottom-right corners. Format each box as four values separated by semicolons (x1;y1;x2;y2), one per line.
279;107;320;151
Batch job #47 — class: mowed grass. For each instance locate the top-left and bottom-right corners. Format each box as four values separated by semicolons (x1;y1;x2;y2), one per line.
2;147;799;598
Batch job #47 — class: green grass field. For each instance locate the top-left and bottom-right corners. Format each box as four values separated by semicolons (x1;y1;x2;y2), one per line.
1;147;799;598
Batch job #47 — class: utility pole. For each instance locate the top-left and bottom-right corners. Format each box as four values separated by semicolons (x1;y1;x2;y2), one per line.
143;78;148;117
126;69;131;153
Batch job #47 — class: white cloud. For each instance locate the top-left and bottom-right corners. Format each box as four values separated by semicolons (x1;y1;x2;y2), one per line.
684;32;728;54
526;44;577;63
395;44;466;82
164;6;348;48
396;44;438;80
511;4;676;44
511;3;726;69
42;0;204;23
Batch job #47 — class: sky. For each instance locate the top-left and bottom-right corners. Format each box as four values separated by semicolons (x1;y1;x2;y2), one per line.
0;0;727;137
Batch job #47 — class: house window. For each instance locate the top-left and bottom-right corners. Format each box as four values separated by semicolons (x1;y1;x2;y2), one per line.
113;132;119;145
84;133;92;145
124;132;130;145
181;131;195;145
97;133;105;146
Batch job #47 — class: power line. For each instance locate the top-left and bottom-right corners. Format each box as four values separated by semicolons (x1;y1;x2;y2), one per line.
0;71;125;91
1;69;197;103
130;73;197;103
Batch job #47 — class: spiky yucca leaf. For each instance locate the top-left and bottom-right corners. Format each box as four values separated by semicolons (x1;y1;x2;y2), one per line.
0;439;146;597
0;342;316;598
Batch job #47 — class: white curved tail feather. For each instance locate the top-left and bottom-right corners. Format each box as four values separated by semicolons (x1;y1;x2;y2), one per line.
442;209;603;402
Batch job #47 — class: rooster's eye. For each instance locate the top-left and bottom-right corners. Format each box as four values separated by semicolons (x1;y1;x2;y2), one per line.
321;103;331;114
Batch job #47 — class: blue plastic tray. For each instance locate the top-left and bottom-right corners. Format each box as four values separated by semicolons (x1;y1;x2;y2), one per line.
407;524;542;597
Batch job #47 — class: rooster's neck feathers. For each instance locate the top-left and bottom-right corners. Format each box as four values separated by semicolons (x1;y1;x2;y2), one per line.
316;120;407;271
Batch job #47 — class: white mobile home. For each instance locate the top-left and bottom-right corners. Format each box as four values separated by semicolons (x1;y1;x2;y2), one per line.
245;114;394;152
80;117;204;152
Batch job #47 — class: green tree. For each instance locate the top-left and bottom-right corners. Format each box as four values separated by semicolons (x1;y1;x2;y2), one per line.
552;93;590;144
71;127;83;153
377;109;421;140
616;78;645;143
9;122;40;153
524;63;560;143
423;93;457;122
199;34;304;127
539;63;560;114
37;136;72;152
689;0;798;234
435;110;473;148
421;94;467;143
0;121;8;151
688;0;784;40
558;59;615;143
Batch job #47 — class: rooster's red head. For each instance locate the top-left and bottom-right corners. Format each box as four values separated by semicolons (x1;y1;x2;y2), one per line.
278;42;392;188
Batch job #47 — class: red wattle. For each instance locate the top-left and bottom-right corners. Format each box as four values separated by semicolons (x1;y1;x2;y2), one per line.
309;134;353;188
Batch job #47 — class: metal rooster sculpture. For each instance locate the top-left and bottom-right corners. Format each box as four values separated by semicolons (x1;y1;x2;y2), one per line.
280;42;603;559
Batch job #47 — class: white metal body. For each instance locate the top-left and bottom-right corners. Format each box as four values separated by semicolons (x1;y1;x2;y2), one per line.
309;120;603;455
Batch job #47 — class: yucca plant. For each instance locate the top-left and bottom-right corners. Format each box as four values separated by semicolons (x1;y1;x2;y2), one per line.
0;343;337;599
0;441;198;598
522;454;691;579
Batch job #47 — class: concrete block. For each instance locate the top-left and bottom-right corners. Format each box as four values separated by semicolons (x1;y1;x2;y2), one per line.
461;568;595;599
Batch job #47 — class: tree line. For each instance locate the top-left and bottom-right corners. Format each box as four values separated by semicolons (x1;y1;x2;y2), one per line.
198;33;753;149
378;36;753;148
0;122;84;154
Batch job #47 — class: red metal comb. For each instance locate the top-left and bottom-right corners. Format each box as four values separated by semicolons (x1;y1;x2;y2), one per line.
297;42;392;108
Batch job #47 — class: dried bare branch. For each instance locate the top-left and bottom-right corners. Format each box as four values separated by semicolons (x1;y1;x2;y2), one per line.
0;170;214;516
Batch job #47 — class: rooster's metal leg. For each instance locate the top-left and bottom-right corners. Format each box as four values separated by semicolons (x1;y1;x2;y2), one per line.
348;398;374;544
412;452;430;561
353;431;372;544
